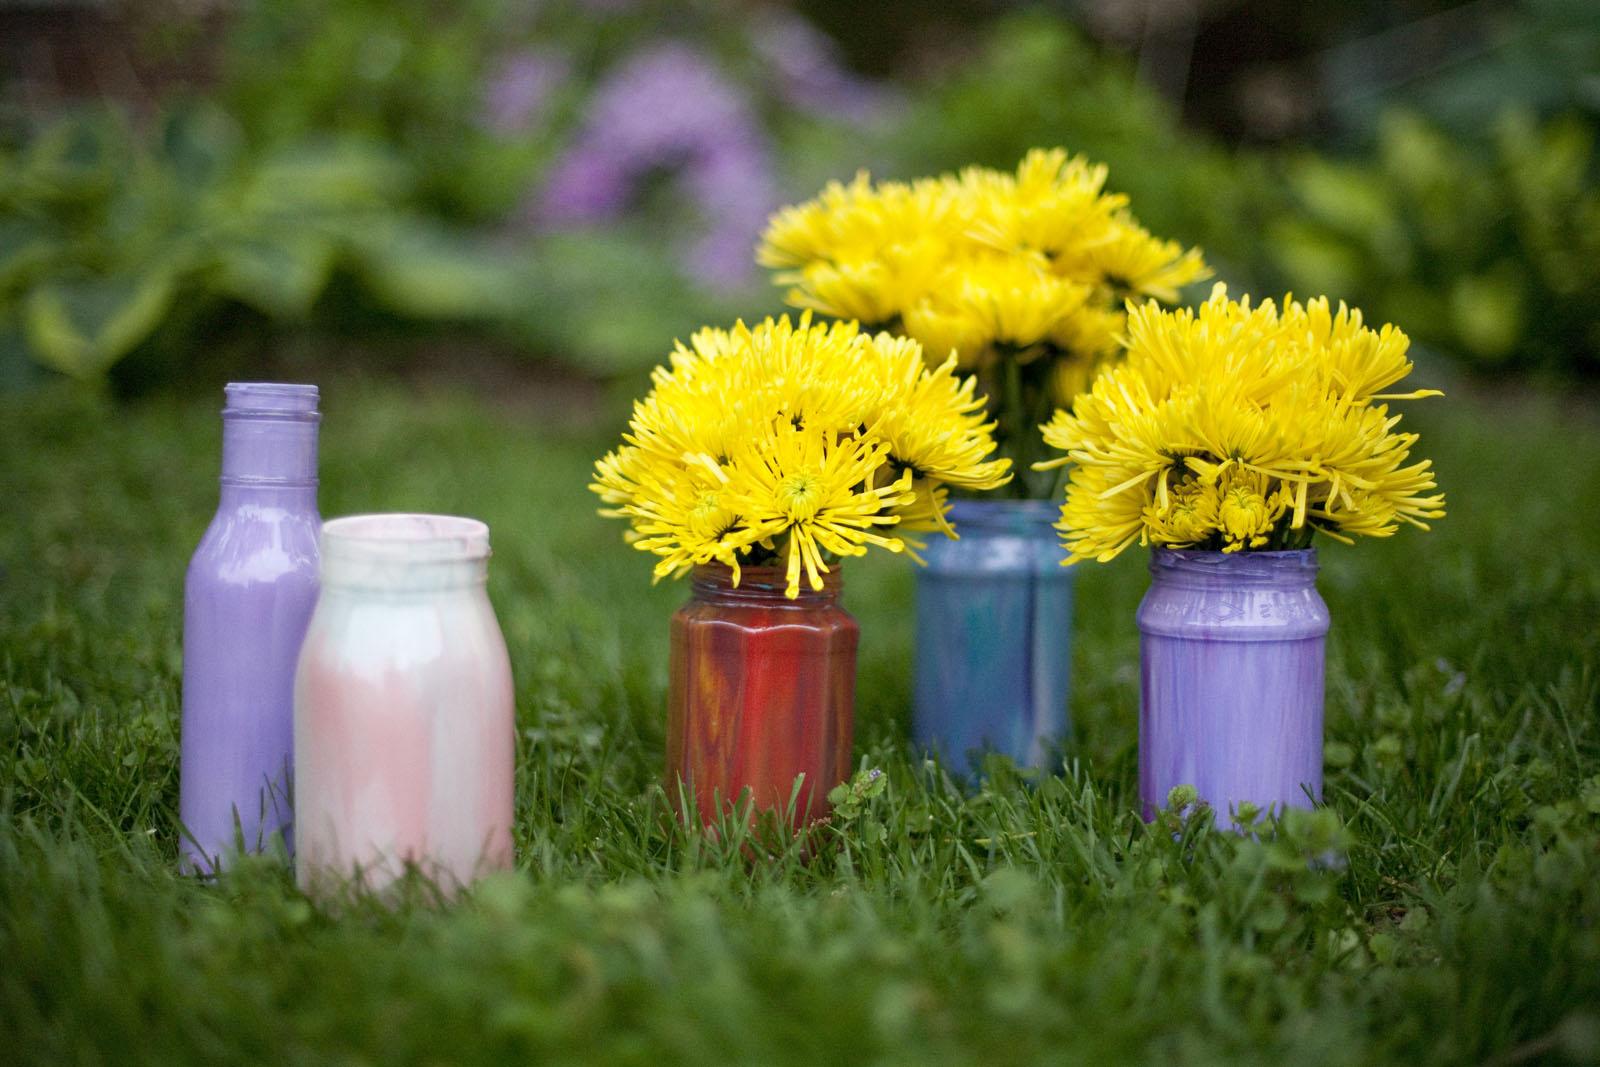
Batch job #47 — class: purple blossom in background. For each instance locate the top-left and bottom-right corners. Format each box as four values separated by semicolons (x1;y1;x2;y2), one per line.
537;42;778;290
750;11;900;126
539;141;633;222
481;47;572;135
680;141;777;286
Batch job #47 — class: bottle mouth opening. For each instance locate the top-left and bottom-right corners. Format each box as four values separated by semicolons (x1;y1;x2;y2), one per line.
321;514;491;563
224;382;320;418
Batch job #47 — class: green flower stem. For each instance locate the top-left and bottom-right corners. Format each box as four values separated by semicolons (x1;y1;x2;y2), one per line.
1003;357;1030;500
976;348;1069;501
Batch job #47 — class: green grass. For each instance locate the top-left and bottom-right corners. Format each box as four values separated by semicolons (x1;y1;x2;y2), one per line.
3;377;1599;1065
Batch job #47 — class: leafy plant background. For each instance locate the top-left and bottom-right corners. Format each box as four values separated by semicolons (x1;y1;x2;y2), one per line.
2;0;1595;388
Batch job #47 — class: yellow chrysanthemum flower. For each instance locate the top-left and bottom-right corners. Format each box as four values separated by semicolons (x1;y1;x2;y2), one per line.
759;173;958;272
1037;284;1446;563
961;148;1123;259
855;335;1012;490
901;252;1093;367
1213;468;1294;553
1142;477;1219;548
722;421;914;597
762;173;958;326
590;314;1011;597
1057;216;1210;303
760;148;1209;497
593;452;760;583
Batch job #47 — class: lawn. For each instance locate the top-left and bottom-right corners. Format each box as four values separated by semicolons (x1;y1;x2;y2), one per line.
3;375;1599;1065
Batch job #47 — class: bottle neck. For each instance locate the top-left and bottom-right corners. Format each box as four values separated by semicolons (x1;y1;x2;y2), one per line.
690;564;842;607
221;415;319;487
218;481;319;511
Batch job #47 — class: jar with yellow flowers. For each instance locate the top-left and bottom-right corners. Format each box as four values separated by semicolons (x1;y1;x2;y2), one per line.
592;315;1007;826
760;149;1209;775
1041;286;1446;827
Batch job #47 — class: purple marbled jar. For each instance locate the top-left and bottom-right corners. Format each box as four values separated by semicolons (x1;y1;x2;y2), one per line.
1137;548;1329;829
179;383;321;872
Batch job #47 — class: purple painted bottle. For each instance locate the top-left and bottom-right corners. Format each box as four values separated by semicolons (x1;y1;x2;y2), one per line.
1137;548;1329;830
179;383;321;872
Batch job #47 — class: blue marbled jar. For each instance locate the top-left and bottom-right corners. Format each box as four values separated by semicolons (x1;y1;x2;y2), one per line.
913;500;1074;777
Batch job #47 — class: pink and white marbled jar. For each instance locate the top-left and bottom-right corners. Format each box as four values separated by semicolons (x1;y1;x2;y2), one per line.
293;514;514;893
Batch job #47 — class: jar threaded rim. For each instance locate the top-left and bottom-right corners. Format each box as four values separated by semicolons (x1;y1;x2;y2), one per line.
321;514;491;565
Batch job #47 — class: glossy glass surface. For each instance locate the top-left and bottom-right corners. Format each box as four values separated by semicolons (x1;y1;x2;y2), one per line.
667;565;856;828
180;383;321;873
1137;548;1330;828
913;500;1074;777
294;514;515;894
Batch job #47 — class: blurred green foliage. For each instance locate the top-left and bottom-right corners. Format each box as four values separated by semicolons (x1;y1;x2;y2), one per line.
0;104;522;385
0;0;803;385
890;12;1599;377
888;13;1278;287
219;0;562;222
1325;0;1600;141
1269;110;1600;373
0;3;1595;385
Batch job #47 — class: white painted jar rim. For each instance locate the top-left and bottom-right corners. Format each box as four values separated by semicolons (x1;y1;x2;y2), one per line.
321;513;491;564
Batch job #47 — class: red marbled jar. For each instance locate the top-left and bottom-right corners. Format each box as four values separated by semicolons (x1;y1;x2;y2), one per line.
666;565;857;828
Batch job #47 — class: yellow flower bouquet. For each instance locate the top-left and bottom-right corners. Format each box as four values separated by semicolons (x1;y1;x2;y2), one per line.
591;313;1010;599
1040;284;1447;829
1038;283;1447;562
760;147;1208;498
591;313;1008;826
757;147;1206;774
